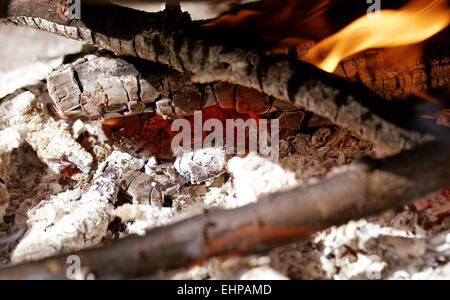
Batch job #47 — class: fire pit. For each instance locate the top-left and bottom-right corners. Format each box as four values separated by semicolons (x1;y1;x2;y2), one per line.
0;0;449;280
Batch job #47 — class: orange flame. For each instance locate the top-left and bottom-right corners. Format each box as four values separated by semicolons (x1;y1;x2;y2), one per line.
203;1;449;74
305;0;450;72
203;9;262;28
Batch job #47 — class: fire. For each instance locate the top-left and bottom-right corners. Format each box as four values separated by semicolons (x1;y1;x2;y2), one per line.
305;0;450;72
204;0;449;73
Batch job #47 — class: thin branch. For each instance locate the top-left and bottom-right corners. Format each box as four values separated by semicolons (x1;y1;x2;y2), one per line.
0;141;449;279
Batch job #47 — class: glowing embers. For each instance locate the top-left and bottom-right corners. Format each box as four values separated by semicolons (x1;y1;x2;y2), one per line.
102;105;279;160
103;113;174;159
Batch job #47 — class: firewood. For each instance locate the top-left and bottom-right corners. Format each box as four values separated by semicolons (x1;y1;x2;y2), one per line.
0;141;449;279
292;35;450;100
48;53;311;122
0;0;438;155
47;54;283;119
336;49;450;100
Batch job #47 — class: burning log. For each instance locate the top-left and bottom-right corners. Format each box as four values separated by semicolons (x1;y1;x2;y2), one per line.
47;52;309;145
335;48;450;100
46;52;430;156
0;141;449;279
0;0;437;155
292;38;450;100
47;53;276;120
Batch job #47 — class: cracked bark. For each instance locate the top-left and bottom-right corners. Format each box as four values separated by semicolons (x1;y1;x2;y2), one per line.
0;141;449;279
335;52;450;101
0;0;441;154
47;53;295;119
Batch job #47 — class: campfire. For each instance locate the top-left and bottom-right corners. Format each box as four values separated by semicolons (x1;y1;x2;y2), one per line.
0;0;449;280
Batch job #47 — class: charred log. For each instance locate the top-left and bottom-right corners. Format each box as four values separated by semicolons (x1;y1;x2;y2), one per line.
47;53;280;120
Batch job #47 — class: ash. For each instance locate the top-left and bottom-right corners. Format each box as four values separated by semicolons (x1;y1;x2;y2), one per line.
0;25;449;280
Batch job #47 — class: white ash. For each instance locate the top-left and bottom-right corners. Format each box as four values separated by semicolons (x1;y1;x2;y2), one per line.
72;119;109;145
89;150;145;204
199;256;288;280
2;144;47;228
144;157;159;175
0;127;26;155
1;144;80;264
0;115;21;222
113;204;175;237
10;151;144;264
240;266;289;280
11;171;64;231
169;265;210;280
0;91;93;173
174;147;226;185
203;176;238;209
227;153;298;206
72;119;89;140
270;196;450;280
169;255;285;280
